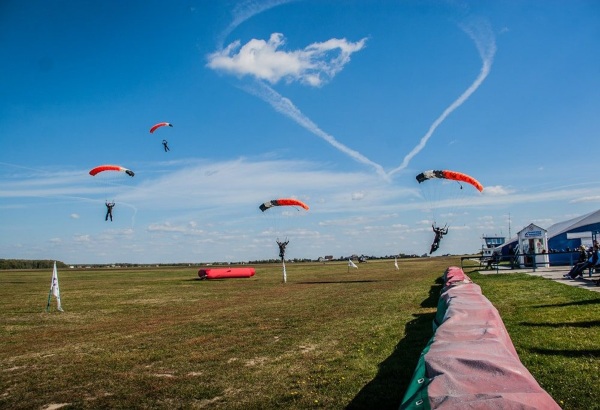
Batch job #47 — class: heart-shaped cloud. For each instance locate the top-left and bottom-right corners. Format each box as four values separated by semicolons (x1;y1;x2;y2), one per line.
208;3;496;181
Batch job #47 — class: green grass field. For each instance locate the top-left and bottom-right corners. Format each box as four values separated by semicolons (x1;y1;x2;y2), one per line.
1;257;599;409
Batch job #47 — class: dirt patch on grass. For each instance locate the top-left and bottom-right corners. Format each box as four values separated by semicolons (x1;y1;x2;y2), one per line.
42;404;71;410
245;356;269;366
299;344;317;353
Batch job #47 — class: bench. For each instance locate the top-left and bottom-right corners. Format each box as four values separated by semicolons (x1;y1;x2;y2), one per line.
588;261;600;277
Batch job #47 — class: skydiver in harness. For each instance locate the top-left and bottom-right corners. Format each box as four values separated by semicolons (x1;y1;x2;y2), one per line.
277;239;289;260
430;224;448;254
105;201;115;221
162;139;170;152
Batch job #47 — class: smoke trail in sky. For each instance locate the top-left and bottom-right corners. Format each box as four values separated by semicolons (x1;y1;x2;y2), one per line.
387;19;496;176
214;2;495;181
217;0;297;49
117;201;138;228
242;81;390;180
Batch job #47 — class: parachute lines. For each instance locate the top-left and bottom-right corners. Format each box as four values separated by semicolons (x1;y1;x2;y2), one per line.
416;169;483;228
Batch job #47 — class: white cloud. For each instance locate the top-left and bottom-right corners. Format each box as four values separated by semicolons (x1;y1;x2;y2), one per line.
532;218;554;227
147;221;205;236
148;222;187;233
570;196;600;203
207;33;367;87
4;157;600;264
483;185;513;195
119;158;394;214
70;213;80;219
318;213;396;227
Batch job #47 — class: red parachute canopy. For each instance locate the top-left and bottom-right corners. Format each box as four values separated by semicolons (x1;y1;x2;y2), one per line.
89;165;134;177
416;170;483;192
259;198;309;212
149;122;173;133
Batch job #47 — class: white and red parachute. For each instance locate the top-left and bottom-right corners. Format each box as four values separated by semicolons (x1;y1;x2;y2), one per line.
149;122;173;134
89;165;134;177
259;198;310;283
416;170;483;192
415;169;483;228
89;165;135;201
259;198;310;212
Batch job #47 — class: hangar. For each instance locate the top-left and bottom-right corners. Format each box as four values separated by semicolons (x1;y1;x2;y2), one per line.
500;209;600;266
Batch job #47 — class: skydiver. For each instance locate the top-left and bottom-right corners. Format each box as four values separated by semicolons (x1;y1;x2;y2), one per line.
105;201;115;221
430;224;448;254
277;239;289;260
162;139;170;152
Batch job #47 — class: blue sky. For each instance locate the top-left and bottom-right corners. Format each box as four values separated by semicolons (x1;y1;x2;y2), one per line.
1;0;599;264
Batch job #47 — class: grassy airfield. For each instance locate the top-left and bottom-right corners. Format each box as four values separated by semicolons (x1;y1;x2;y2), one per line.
1;257;599;409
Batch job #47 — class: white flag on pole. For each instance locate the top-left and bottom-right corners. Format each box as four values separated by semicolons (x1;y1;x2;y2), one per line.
48;261;63;312
348;259;358;269
394;257;399;270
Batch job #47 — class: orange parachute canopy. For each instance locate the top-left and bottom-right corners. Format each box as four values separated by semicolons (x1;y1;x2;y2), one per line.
259;198;309;212
149;122;173;133
89;165;134;177
416;170;483;192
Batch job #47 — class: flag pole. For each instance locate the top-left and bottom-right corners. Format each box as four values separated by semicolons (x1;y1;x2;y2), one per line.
46;262;55;312
282;259;287;283
46;261;63;312
46;288;53;312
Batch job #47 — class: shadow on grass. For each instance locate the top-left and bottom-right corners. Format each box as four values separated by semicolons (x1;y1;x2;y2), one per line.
345;281;440;410
527;347;600;358
533;299;600;308
188;278;234;282
420;276;443;308
519;320;600;328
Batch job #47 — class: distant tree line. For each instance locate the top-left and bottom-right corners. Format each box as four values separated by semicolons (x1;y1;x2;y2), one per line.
0;259;69;270
0;253;447;270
